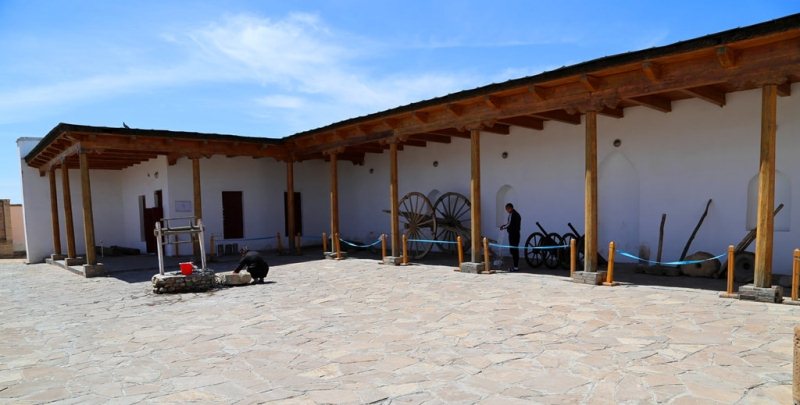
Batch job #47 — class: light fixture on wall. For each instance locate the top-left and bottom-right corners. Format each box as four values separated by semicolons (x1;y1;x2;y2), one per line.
433;161;439;167
501;151;509;159
154;171;159;179
613;139;622;147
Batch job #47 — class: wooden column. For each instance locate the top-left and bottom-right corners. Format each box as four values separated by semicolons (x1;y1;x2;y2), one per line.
389;142;400;256
192;157;202;258
286;160;296;250
48;168;62;256
61;163;76;259
329;153;340;245
584;111;598;272
754;84;778;288
470;128;482;262
79;152;97;265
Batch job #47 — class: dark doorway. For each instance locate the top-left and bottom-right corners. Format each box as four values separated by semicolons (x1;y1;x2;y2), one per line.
222;191;244;239
142;190;164;254
284;192;302;236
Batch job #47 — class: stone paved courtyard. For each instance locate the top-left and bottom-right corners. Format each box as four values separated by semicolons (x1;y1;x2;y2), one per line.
1;257;798;404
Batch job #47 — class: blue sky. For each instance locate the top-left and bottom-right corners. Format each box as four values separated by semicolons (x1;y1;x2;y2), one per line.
1;1;797;203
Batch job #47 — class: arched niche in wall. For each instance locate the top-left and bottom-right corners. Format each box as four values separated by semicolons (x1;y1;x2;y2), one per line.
495;185;518;227
746;170;791;231
599;150;640;255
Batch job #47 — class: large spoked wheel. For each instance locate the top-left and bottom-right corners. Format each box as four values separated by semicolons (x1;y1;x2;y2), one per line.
525;232;545;268
433;192;471;254
560;232;581;270
541;233;564;269
398;192;436;259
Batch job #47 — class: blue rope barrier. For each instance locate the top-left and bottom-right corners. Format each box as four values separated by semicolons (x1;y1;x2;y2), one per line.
490;242;569;250
617;249;727;266
407;238;460;245
338;237;383;248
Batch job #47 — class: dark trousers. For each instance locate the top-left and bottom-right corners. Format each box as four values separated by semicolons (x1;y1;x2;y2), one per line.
509;232;520;267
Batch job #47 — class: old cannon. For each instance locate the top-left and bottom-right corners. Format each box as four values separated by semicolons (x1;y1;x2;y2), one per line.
525;222;564;269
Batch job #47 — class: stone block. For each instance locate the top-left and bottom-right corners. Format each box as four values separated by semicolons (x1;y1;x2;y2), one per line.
572;271;608;285
50;254;66;260
152;270;216;294
82;264;106;278
64;257;86;266
324;251;348;260
383;256;402;265
460;262;487;274
738;284;784;303
216;271;252;286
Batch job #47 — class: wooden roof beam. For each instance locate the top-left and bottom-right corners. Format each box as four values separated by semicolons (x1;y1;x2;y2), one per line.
531;110;582;125
641;61;661;82
430;128;470;139
527;85;550;101
413;111;429;124
778;81;792;97
716;46;737;68
579;74;602;92
497;116;544;131
680;85;726;107
627;95;672;112
481;123;510;135
401;139;427;148
598;106;624;119
445;103;464;116
410;133;452;143
483;95;502;109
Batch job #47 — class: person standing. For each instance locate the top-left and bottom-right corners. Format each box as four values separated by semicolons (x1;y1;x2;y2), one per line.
500;203;522;271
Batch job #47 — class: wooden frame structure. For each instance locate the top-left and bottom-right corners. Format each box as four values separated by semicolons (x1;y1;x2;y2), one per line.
23;15;800;278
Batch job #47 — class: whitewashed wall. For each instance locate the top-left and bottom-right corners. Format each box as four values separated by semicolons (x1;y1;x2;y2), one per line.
18;138;50;262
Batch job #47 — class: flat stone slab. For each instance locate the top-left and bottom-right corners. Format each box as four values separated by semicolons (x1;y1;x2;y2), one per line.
324;251;349;260
738;284;784;303
460;262;490;274
215;271;252;286
383;256;402;265
152;270;216;294
572;270;608;285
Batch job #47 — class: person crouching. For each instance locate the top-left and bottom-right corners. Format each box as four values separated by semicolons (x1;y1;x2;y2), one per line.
233;250;269;284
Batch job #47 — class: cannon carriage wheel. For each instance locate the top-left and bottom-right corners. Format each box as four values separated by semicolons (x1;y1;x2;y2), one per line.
433;192;471;254
398;192;437;260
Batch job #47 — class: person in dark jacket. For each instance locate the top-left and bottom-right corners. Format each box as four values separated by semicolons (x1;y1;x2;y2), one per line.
500;203;522;271
233;250;270;284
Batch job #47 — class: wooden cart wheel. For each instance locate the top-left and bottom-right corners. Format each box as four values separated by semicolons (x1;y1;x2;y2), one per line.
433;192;471;254
525;232;545;268
398;192;436;259
543;233;564;269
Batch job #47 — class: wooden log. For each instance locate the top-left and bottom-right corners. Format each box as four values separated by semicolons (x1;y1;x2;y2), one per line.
584;111;598;272
48;169;62;255
679;199;712;261
735;203;783;254
754;84;778;288
470;129;482;262
79;152;97;265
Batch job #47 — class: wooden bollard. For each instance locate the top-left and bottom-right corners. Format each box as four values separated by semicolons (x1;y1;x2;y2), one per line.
483;237;490;273
794;325;800;404
295;234;302;255
727;245;735;296
570;238;576;277
276;232;283;254
322;232;328;254
603;241;617;286
208;234;214;258
793;249;800;301
380;234;387;262
402;234;408;265
335;233;342;260
457;235;464;269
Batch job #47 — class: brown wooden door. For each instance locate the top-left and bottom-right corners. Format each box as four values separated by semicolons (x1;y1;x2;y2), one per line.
284;192;302;236
222;191;244;239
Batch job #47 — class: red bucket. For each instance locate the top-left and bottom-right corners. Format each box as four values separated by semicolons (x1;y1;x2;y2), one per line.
179;262;193;275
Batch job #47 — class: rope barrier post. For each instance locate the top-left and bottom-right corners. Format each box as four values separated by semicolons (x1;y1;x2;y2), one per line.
401;234;408;265
295;233;302;255
209;234;215;258
482;237;491;274
720;245;737;299
793;248;800;301
381;234;387;263
570;238;576;277
457;235;464;271
276;232;283;254
335;233;342;260
603;241;618;286
322;232;328;256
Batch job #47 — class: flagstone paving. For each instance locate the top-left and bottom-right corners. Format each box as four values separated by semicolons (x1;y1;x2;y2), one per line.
1;257;798;404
